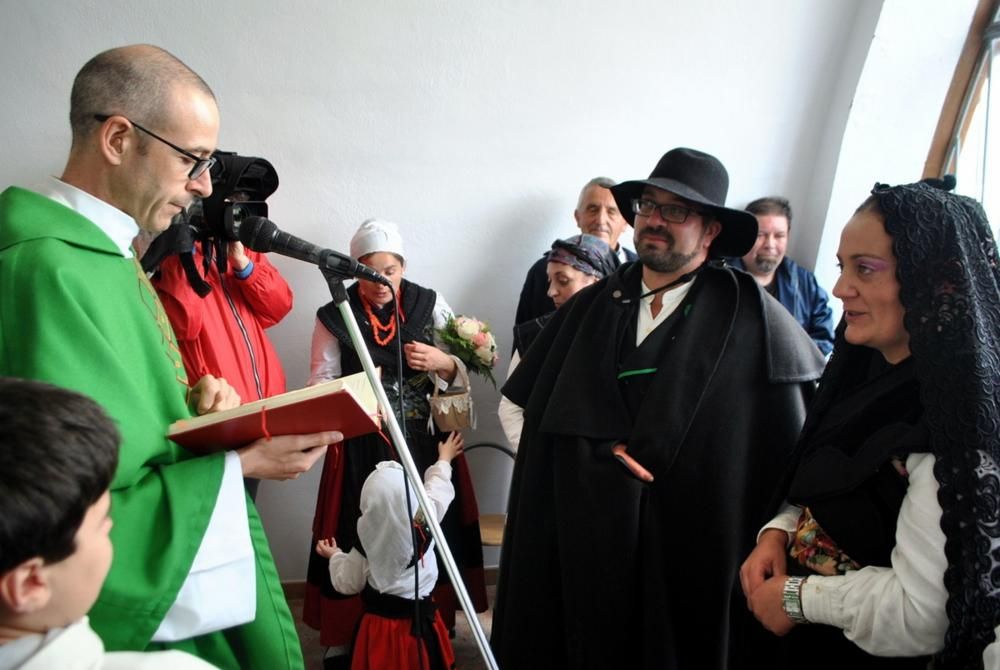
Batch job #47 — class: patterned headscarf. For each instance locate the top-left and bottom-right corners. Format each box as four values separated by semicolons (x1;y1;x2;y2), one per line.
544;234;618;279
816;179;1000;667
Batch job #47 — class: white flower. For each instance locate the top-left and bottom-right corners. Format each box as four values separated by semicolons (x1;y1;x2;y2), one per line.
475;345;493;363
456;318;480;340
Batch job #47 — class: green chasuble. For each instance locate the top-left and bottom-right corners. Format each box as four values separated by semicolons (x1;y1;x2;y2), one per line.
0;187;303;670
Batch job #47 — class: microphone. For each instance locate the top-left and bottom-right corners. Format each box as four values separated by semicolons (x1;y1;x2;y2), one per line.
231;215;391;286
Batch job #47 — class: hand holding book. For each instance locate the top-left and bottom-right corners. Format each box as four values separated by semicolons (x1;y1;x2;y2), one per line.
168;371;381;460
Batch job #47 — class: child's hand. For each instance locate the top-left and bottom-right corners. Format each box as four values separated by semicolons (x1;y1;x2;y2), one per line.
438;431;465;463
315;537;339;559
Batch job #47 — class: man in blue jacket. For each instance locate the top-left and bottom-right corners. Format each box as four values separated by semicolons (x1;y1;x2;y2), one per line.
731;196;834;355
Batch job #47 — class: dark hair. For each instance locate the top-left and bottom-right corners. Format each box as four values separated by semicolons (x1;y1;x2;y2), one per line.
70;44;215;145
745;196;793;228
0;378;120;573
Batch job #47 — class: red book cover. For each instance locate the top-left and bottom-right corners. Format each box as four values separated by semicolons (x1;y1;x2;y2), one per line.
168;371;380;454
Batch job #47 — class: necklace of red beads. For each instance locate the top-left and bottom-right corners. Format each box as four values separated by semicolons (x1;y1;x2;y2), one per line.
361;287;405;346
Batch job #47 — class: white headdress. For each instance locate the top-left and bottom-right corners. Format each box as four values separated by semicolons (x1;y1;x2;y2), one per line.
349;219;405;261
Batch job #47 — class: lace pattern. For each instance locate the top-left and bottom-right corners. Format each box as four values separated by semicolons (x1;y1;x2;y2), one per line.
871;180;1000;667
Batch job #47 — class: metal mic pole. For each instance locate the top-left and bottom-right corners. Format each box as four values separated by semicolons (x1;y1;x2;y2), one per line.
322;274;499;670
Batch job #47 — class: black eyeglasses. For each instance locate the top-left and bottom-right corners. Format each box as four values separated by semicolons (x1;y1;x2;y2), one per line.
93;114;216;180
632;198;705;224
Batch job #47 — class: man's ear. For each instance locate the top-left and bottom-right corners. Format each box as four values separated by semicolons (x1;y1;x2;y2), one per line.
702;220;722;249
0;558;52;614
93;115;132;168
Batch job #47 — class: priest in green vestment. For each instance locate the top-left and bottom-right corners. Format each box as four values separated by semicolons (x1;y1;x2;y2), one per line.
0;45;338;670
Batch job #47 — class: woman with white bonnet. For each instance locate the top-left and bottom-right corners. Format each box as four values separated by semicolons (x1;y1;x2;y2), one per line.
302;219;487;669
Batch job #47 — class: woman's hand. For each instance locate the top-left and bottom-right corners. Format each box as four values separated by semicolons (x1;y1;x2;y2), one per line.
740;528;789;600
747;575;796;636
404;342;457;379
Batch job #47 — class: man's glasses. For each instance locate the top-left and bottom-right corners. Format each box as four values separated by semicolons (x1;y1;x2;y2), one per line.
632;198;705;224
93;114;216;180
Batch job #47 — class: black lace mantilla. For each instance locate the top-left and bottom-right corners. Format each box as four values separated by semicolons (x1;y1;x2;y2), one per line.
870;180;1000;668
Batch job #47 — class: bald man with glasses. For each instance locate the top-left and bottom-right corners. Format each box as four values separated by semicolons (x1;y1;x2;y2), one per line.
0;44;337;670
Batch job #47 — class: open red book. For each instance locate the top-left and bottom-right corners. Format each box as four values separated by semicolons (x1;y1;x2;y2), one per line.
168;370;380;454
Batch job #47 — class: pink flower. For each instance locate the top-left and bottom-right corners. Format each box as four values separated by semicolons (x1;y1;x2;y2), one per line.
472;332;489;347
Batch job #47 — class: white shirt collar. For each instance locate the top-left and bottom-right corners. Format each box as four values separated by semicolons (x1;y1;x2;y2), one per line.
37;177;138;258
639;277;694;308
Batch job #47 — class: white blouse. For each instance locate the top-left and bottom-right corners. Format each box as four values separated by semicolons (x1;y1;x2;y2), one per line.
764;452;951;656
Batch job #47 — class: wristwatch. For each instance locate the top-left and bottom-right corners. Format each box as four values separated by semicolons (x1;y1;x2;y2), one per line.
782;576;809;624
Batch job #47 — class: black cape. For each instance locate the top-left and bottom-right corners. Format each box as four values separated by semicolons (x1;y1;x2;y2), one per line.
491;261;825;669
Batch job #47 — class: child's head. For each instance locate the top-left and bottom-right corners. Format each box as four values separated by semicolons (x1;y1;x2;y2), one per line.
357;461;430;590
0;378;120;637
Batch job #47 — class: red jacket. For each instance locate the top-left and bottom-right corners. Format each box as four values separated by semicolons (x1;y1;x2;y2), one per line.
153;243;293;402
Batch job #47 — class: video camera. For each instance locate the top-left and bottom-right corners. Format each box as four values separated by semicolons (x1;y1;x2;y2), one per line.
187;150;277;241
140;150;279;290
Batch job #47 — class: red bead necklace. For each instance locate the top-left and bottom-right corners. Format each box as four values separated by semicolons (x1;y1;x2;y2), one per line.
361;287;405;346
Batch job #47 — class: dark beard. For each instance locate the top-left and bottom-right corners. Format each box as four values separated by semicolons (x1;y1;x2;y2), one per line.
638;245;700;273
636;227;706;274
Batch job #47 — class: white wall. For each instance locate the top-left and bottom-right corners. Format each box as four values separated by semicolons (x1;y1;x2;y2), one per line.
811;0;978;323
0;0;972;580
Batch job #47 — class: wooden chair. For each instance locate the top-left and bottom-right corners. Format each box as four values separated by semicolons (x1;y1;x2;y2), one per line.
464;441;515;547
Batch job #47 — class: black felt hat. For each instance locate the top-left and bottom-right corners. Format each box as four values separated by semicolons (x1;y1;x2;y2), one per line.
611;147;758;257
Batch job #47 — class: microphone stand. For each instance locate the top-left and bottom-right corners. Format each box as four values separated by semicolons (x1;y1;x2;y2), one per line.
321;271;499;670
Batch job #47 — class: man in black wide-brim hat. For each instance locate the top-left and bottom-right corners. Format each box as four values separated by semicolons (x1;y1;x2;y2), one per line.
492;147;827;669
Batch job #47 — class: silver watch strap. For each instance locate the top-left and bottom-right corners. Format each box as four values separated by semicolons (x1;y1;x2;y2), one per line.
782;576;809;624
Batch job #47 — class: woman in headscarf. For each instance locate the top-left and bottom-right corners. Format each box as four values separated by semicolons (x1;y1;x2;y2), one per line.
498;233;617;451
302;219;487;669
740;179;1000;668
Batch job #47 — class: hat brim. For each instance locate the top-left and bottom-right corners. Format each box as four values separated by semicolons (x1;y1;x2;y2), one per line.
612;178;758;258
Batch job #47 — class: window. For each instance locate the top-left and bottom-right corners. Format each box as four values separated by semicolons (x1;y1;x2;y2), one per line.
944;17;1000;233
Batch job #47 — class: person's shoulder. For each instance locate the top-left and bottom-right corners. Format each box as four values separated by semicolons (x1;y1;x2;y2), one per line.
782;257;819;281
525;254;548;277
404;278;437;300
716;263;825;381
725;256;748;272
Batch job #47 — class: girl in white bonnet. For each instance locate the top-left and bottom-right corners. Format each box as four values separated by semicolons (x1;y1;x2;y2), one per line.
315;431;464;670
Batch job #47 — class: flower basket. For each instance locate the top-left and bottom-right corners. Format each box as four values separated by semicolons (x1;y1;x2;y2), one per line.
429;315;498;433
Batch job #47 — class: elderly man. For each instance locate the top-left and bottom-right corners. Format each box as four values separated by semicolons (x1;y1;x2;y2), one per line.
513;176;636;326
0;45;338;669
732;196;834;354
492;148;826;669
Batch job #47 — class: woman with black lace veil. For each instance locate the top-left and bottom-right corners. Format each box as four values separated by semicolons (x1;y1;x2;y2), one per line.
740;179;1000;668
